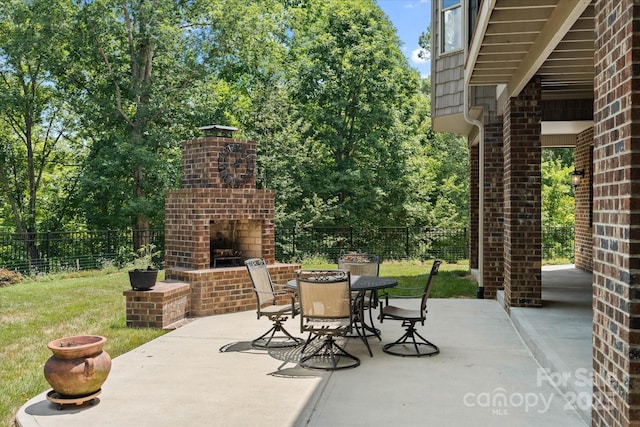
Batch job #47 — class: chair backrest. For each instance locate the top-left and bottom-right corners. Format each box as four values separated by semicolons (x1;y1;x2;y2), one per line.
245;258;275;306
420;260;442;315
296;270;352;321
338;253;380;277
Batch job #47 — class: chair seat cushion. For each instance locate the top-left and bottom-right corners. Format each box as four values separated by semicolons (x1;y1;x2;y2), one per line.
260;302;299;316
381;305;423;321
304;318;351;333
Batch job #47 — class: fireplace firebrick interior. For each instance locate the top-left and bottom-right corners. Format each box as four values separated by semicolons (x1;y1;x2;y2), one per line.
209;219;263;267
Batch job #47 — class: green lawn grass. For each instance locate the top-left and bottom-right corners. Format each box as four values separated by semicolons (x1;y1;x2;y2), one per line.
0;270;168;427
301;257;478;298
0;260;477;425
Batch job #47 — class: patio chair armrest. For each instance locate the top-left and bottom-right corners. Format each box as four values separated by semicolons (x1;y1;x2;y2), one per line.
391;286;423;299
376;289;389;308
272;283;294;294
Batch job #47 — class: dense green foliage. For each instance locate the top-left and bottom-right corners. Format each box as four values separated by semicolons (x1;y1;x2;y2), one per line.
0;0;469;252
541;148;575;260
542;148;575;227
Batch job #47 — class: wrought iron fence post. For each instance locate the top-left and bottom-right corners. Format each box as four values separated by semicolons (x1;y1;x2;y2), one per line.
46;230;51;273
350;226;354;250
292;227;296;259
464;227;469;259
406;226;410;259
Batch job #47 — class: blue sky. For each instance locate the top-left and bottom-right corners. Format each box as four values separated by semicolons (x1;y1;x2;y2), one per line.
376;0;431;77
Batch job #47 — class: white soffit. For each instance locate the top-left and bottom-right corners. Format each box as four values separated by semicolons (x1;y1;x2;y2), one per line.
541;120;592;135
466;0;594;100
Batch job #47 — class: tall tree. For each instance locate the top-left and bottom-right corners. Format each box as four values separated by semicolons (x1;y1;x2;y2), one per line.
403;77;469;227
0;0;472;247
62;0;211;246
286;0;419;226
0;0;80;266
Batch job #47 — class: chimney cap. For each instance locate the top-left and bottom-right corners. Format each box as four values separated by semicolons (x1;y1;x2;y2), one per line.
199;125;238;137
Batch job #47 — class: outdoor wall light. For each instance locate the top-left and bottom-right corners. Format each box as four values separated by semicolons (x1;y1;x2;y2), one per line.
570;168;585;189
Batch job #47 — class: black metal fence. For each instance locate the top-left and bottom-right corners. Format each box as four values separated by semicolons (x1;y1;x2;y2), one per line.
0;229;164;274
0;226;574;274
274;226;469;262
542;225;574;260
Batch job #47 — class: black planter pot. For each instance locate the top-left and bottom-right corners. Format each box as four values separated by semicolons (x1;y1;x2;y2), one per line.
128;268;158;291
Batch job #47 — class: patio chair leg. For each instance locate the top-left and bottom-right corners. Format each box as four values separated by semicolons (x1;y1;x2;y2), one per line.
382;322;439;357
299;336;360;370
252;320;303;349
301;332;319;353
367;301;382;341
353;315;373;357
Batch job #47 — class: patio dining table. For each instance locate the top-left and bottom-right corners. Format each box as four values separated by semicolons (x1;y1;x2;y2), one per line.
286;275;398;356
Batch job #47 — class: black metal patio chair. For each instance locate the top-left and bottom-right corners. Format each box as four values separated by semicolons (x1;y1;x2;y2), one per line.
379;260;442;357
297;269;360;370
337;253;382;340
244;258;302;348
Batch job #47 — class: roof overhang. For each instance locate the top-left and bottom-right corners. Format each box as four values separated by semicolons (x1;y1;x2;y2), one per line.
432;107;483;136
466;0;594;101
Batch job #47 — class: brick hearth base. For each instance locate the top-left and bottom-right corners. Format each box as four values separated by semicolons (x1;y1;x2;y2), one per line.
123;263;300;328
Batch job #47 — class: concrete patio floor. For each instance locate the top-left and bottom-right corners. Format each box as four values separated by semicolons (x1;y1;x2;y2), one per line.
16;265;592;427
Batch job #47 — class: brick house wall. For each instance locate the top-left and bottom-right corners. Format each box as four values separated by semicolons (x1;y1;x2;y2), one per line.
592;1;640;425
573;127;593;273
502;78;542;310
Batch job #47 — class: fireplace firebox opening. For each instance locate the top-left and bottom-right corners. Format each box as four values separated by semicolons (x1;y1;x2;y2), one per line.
209;219;263;268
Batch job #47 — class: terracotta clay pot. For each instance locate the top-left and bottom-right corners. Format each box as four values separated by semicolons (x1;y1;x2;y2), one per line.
44;335;112;397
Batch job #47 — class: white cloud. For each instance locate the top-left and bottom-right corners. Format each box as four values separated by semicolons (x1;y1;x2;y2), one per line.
405;0;430;7
411;48;430;64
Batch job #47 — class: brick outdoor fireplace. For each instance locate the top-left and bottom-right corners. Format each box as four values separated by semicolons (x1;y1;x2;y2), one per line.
123;126;300;328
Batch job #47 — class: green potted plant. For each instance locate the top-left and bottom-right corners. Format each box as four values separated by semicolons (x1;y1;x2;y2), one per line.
128;245;159;291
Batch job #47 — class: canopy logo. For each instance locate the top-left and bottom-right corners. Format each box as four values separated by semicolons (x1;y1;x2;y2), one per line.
461;367;611;416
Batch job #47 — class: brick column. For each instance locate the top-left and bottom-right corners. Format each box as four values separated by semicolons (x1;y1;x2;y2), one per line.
593;1;640;425
503;78;542;310
482;121;504;299
469;144;479;270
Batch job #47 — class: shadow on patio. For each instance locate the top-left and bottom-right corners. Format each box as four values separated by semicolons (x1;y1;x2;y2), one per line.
16;265;591;427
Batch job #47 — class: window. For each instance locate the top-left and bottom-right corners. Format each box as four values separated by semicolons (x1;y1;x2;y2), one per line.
441;0;462;54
